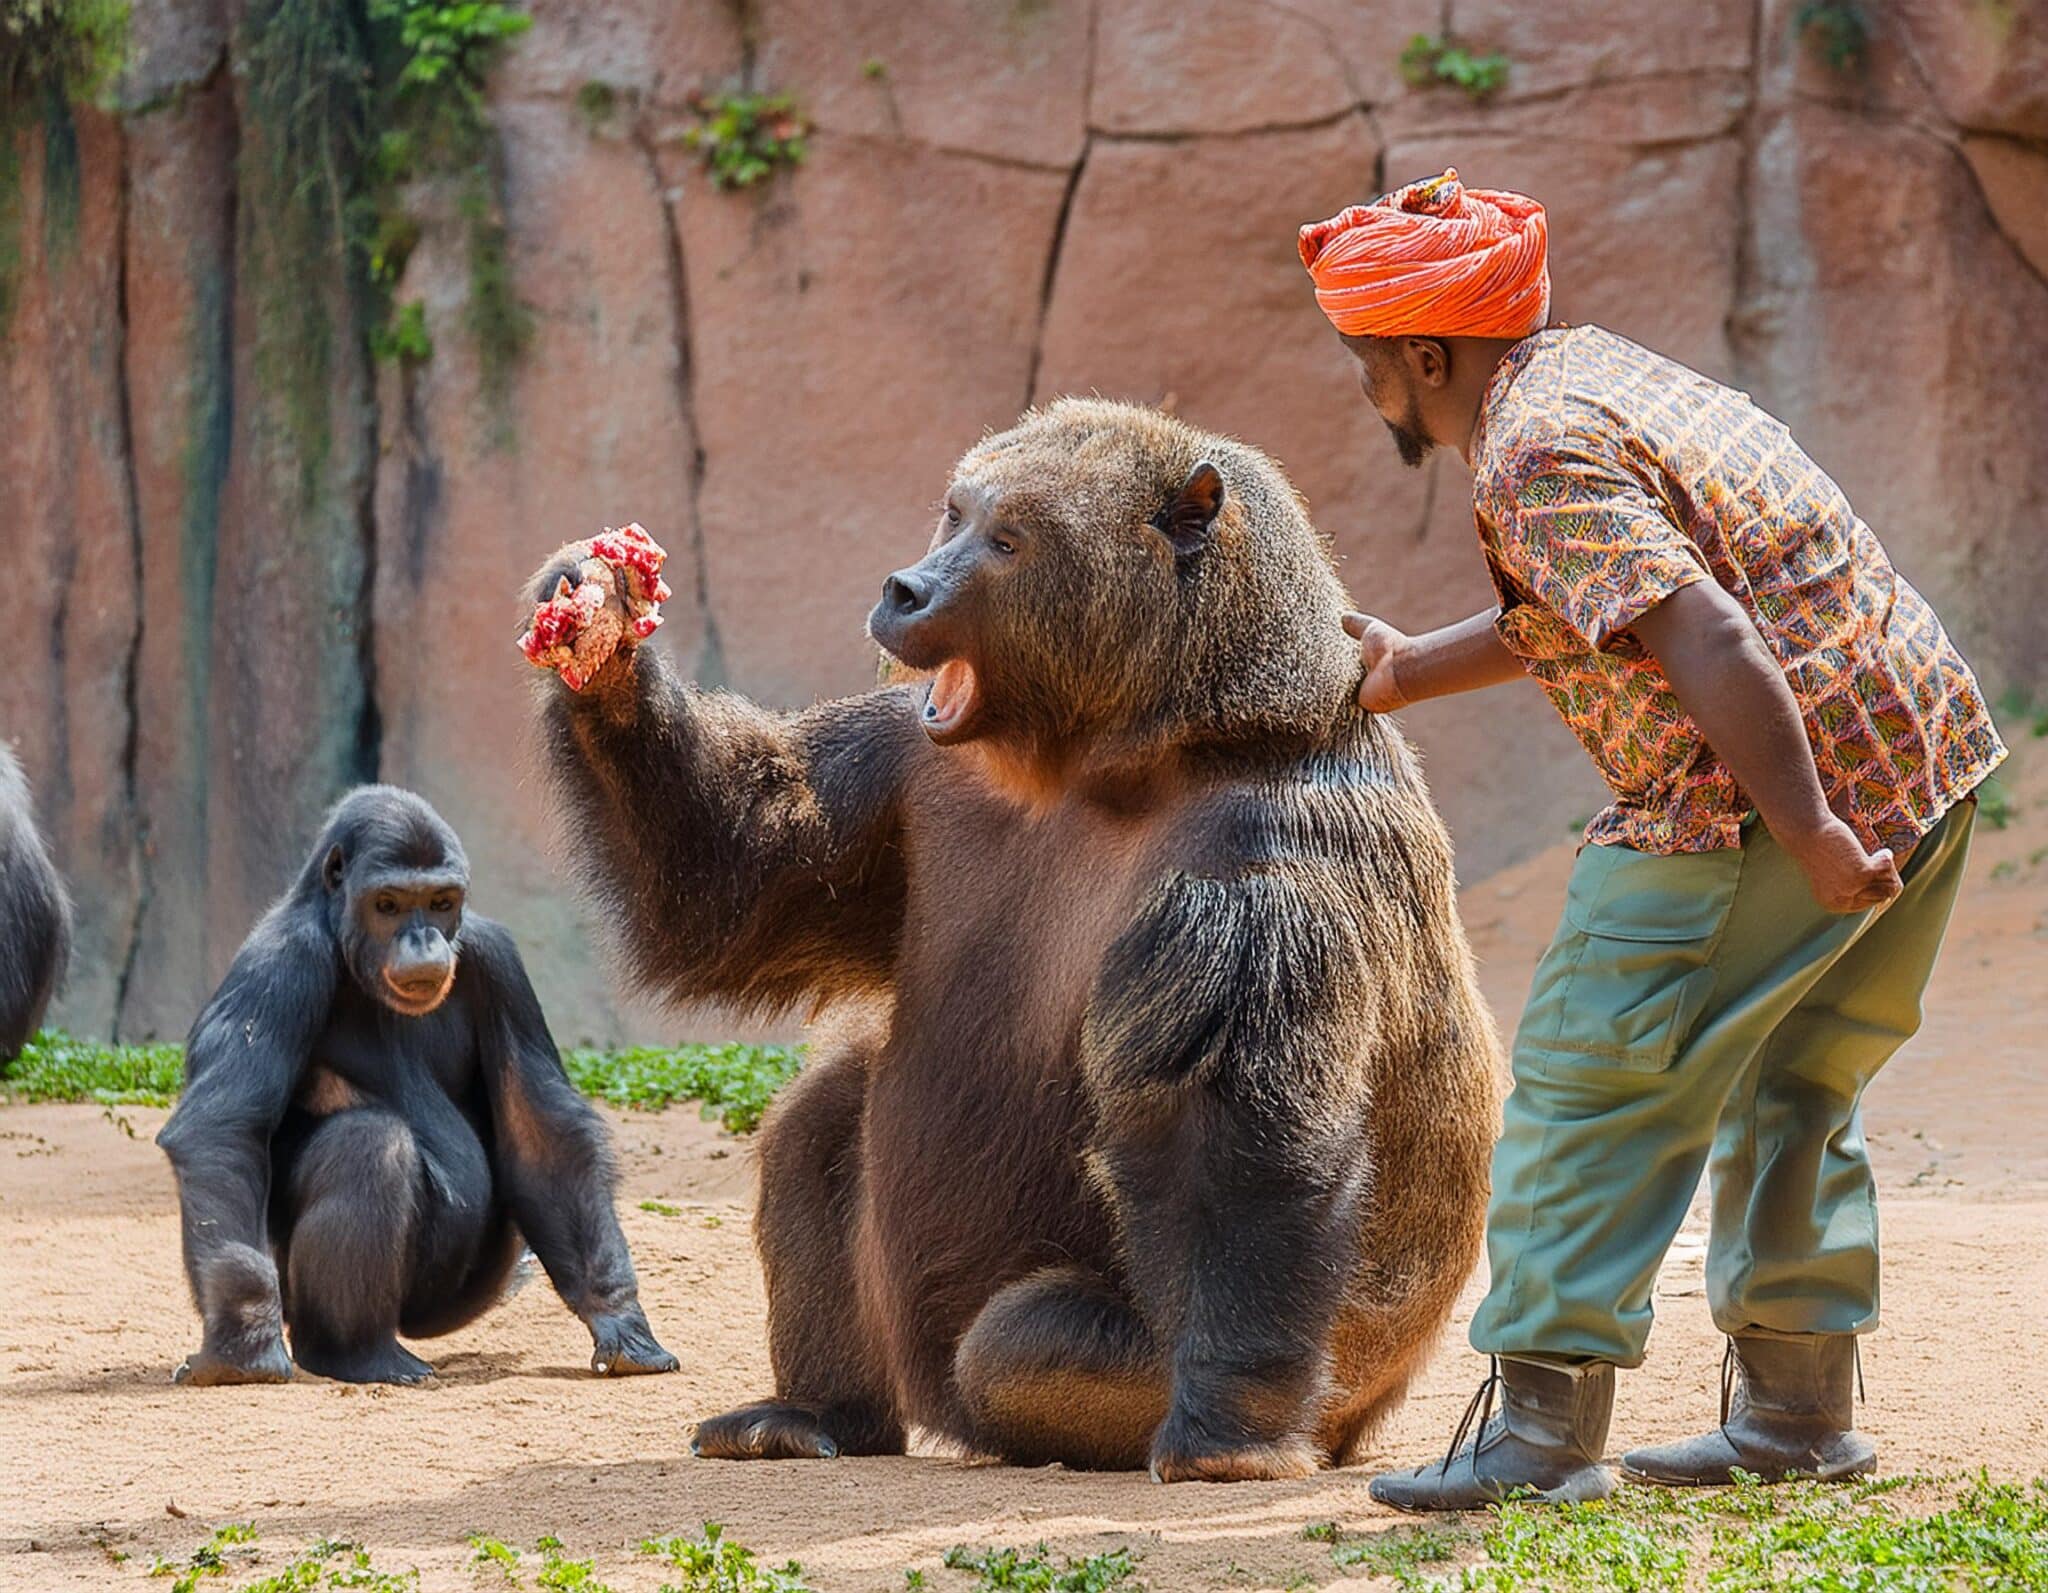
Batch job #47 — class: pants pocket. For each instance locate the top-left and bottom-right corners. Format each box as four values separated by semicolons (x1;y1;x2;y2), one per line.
1516;843;1740;1077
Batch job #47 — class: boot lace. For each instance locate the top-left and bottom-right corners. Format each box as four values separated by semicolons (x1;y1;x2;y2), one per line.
1440;1355;1502;1478
1718;1334;1867;1431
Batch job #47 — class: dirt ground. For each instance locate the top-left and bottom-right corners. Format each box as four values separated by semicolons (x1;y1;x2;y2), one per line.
5;756;2044;1591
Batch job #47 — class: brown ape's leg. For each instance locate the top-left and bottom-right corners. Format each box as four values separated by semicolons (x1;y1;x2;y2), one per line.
954;1265;1168;1470
693;1042;905;1460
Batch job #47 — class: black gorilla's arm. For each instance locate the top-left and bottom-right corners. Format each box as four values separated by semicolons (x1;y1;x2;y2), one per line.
463;918;677;1375
1082;859;1377;1480
541;647;924;1018
156;908;336;1383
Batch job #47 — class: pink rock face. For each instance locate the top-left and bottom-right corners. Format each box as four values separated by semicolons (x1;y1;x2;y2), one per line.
1894;0;2048;138
0;108;143;1035
6;0;2043;1038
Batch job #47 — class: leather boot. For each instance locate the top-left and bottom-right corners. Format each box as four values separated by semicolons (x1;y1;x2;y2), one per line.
1622;1329;1876;1486
1369;1355;1615;1512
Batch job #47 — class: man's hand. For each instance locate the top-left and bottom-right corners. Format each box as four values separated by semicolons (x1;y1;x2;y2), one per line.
1782;816;1903;914
1342;612;1412;713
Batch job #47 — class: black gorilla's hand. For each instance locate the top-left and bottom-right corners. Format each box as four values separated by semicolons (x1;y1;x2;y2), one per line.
589;1308;680;1376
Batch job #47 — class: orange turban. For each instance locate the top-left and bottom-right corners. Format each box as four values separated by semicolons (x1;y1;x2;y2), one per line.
1298;168;1550;340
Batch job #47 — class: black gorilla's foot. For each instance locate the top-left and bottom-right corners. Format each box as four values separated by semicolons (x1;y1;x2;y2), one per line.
294;1338;435;1385
174;1334;294;1386
589;1310;679;1376
693;1401;843;1460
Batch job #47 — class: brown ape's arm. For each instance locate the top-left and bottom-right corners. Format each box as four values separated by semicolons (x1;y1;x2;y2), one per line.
1082;862;1376;1480
540;644;923;1018
463;918;676;1376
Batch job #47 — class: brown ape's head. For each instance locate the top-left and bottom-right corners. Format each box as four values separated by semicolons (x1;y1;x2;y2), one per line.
867;398;1358;762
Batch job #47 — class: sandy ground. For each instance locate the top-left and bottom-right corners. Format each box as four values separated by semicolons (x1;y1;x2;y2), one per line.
4;754;2044;1591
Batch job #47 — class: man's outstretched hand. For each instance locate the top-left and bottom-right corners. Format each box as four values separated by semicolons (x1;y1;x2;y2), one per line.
1342;611;1413;713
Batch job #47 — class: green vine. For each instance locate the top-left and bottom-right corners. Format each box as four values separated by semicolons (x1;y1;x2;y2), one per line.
238;0;531;493
683;87;809;190
1399;32;1511;101
0;0;128;331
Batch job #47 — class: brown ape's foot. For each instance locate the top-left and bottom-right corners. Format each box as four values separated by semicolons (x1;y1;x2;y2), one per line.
692;1401;845;1460
1148;1435;1321;1484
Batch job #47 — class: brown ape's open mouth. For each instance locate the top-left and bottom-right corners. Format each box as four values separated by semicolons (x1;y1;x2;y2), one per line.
921;659;983;744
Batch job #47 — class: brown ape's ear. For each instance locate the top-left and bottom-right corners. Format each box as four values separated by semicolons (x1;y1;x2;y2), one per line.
322;845;346;893
1153;461;1226;557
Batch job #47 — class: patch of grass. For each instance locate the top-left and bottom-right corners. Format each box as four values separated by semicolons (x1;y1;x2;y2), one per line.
7;1031;802;1136
1378;1473;2048;1591
531;1534;615;1592
242;1536;418;1592
640;1522;816;1591
938;1543;1143;1592
1331;1523;1469;1584
639;1199;683;1216
1299;1521;1340;1544
147;1523;258;1593
3;1029;185;1105
1795;0;1870;73
682;87;809;190
1398;33;1510;100
564;1042;803;1133
469;1534;522;1581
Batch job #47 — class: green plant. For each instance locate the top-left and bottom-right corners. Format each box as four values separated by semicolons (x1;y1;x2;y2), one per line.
0;1;130;328
639;1199;683;1216
241;1536;418;1592
3;1029;185;1105
640;1523;816;1591
1375;1473;2048;1590
370;297;432;363
148;1523;258;1593
531;1534;615;1593
469;1534;522;1580
564;1042;804;1132
1299;1521;1339;1544
1795;0;1870;72
861;57;887;79
576;79;616;126
939;1543;1142;1593
1331;1523;1468;1583
6;1030;806;1131
1399;33;1510;100
682;88;809;190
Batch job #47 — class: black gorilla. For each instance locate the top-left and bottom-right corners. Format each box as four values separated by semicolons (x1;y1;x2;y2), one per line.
157;785;676;1385
0;743;70;1061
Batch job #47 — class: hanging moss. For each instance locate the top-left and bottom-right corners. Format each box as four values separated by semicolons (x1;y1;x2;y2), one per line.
235;0;532;491
0;0;129;330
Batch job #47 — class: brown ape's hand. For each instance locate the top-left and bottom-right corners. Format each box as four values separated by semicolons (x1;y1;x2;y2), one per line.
519;526;672;692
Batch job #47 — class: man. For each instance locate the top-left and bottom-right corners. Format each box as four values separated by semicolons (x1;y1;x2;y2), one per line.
1298;169;2006;1511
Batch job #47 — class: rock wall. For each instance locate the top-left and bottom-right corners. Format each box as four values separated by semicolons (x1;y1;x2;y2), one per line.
3;0;2043;1044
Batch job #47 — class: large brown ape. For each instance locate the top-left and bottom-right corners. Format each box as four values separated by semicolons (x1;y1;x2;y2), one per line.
529;399;1501;1480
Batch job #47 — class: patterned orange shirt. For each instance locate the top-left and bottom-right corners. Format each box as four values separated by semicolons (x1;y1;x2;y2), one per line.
1471;325;2006;855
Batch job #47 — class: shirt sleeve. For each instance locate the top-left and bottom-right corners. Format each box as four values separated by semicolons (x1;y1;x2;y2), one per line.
1486;441;1711;651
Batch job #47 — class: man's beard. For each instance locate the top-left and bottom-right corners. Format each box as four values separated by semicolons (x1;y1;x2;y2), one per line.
1385;395;1432;468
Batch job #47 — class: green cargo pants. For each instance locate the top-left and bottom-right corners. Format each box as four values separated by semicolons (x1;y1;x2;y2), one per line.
1471;798;1976;1366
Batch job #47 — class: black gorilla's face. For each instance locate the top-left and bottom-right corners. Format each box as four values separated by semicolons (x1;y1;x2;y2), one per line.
324;837;468;1017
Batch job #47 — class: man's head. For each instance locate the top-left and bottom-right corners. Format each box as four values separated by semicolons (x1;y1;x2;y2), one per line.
1299;169;1549;465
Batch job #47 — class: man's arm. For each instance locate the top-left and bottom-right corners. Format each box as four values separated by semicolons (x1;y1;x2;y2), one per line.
1341;608;1525;712
1630;580;1901;914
